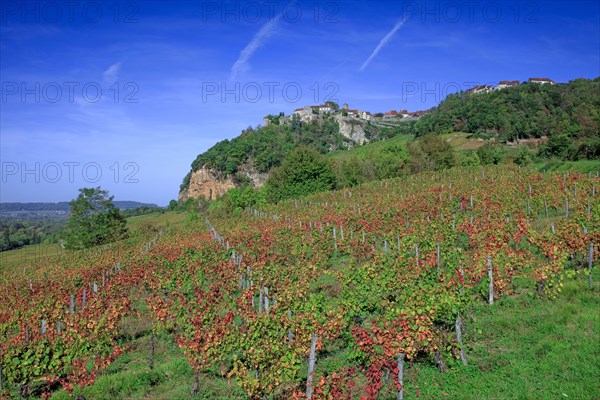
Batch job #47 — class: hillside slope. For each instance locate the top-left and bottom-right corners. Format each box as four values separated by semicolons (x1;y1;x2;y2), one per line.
179;114;413;200
415;78;600;152
5;165;597;399
180;77;599;202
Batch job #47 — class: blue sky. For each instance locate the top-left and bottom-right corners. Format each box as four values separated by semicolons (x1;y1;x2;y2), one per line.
1;0;599;206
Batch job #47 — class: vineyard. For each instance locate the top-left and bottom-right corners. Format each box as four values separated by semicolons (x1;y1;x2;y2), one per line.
0;165;598;399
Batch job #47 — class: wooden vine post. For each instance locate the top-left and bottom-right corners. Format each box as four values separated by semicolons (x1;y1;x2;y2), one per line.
397;352;405;400
589;242;594;289
149;330;155;370
487;255;493;305
192;370;200;395
333;228;338;252
436;242;441;275
306;333;318;399
455;315;468;365
287;310;294;343
415;245;419;266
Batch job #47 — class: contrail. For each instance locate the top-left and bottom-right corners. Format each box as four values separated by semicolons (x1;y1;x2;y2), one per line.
229;15;282;81
360;16;408;71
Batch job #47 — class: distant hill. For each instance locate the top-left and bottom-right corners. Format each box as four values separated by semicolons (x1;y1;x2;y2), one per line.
0;201;160;219
414;77;600;159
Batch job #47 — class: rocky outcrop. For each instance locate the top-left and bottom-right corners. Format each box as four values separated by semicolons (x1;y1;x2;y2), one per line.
178;167;235;201
237;162;269;188
335;115;369;144
179;163;269;201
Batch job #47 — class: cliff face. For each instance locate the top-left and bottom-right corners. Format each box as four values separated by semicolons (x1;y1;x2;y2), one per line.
335;116;369;144
237;163;269;188
178;167;235;201
178;163;269;201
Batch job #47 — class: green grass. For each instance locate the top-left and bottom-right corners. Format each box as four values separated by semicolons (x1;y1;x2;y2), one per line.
535;160;600;174
328;134;413;162
440;132;471;148
0;242;64;272
401;275;600;400
127;211;188;230
50;334;245;400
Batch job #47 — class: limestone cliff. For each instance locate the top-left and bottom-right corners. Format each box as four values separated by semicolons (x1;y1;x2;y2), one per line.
178;163;268;201
237;163;269;188
335;115;369;144
178;167;235;201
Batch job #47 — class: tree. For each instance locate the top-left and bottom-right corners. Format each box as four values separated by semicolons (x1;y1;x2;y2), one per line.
63;187;128;250
514;147;533;165
538;135;571;159
477;143;504;165
458;150;481;166
168;200;179;210
265;147;336;203
408;134;455;172
325;101;340;111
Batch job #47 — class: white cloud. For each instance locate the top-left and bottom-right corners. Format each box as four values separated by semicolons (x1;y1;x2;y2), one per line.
360;16;408;71
102;62;122;83
229;16;281;81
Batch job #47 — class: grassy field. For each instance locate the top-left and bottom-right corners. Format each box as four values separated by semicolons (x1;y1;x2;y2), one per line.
404;274;600;400
328;134;413;161
0;242;64;272
0;212;188;273
535;160;600;174
126;211;188;232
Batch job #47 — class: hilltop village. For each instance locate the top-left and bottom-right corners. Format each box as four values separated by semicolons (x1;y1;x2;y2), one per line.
264;77;557;127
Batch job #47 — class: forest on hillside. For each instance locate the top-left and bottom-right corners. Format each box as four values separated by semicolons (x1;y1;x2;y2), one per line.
0;219;65;251
182;117;350;191
415;78;600;159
